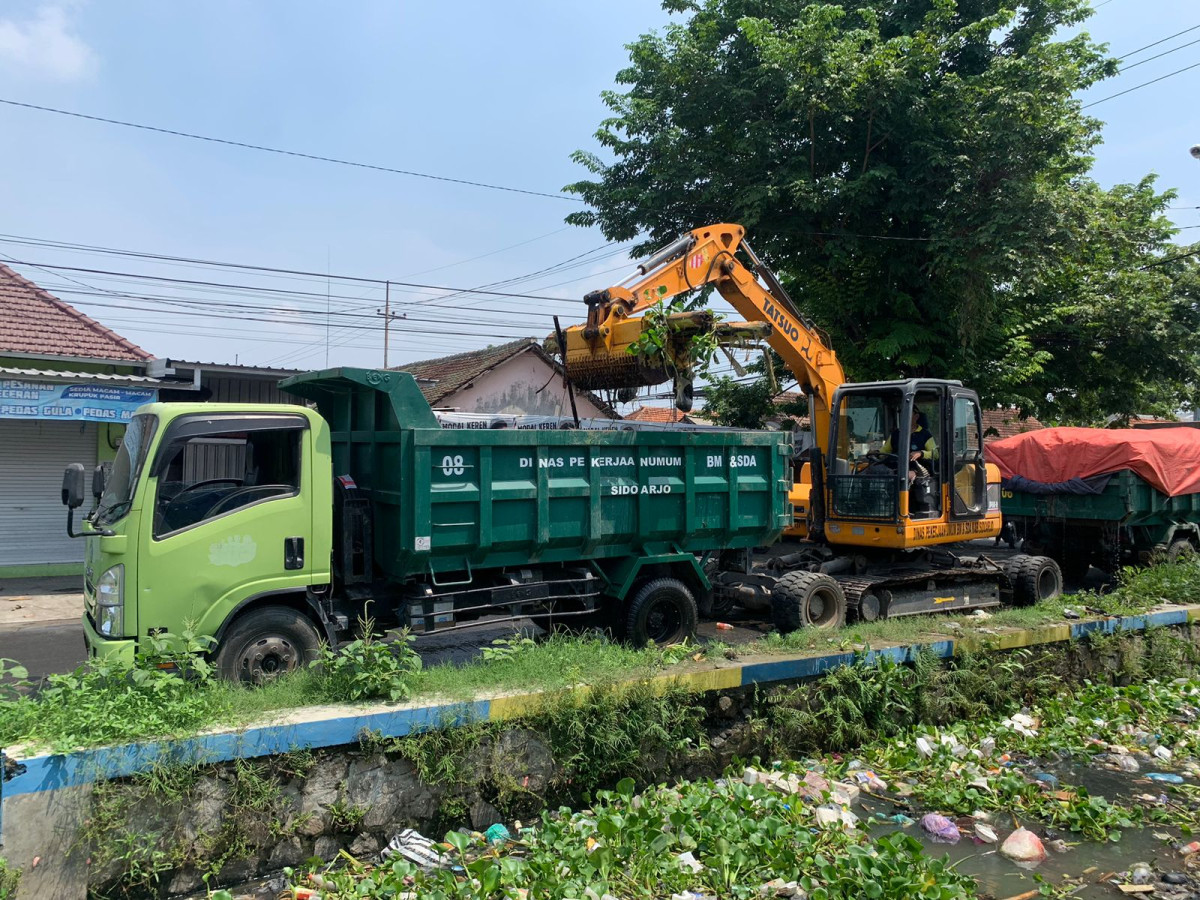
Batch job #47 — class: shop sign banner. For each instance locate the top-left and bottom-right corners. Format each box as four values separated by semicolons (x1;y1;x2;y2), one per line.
0;380;156;421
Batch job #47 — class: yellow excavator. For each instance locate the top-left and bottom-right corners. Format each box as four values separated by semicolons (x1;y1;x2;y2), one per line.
561;223;1063;630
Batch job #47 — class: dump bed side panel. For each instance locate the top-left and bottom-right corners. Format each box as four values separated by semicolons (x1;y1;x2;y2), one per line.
281;368;792;582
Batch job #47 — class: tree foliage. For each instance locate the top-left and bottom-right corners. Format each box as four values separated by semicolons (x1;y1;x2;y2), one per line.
703;350;808;427
566;0;1200;423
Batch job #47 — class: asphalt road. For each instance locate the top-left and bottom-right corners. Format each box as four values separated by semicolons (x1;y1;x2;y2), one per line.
0;621;88;682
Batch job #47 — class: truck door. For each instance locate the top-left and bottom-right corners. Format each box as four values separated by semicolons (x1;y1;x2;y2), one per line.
137;414;312;638
949;391;987;520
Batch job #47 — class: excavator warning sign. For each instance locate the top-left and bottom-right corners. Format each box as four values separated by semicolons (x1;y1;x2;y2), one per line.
689;251;706;269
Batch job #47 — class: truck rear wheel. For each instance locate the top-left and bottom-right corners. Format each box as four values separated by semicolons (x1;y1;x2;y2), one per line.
771;571;846;634
1006;555;1063;607
625;578;697;646
215;606;322;684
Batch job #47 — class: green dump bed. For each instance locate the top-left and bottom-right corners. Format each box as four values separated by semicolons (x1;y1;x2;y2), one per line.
282;368;792;582
1002;470;1200;526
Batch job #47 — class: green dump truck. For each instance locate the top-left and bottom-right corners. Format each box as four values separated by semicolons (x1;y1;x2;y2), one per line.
1003;471;1200;579
992;426;1200;580
62;368;792;681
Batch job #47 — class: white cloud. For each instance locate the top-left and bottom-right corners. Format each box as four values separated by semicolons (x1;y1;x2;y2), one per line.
0;5;95;82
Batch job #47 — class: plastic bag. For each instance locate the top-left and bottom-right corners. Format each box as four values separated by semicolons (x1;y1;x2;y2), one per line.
919;813;961;844
999;827;1046;865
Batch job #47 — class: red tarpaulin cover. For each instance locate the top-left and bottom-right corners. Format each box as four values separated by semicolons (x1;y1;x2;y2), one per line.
985;427;1200;498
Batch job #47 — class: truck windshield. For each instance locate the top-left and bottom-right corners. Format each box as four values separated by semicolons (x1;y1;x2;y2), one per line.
96;414;158;525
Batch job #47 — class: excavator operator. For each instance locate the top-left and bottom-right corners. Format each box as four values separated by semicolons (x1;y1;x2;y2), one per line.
884;409;939;476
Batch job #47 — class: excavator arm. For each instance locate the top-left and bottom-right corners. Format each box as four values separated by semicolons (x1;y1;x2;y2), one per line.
563;223;845;448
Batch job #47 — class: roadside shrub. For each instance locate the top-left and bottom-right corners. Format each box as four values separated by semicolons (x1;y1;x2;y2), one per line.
0;630;221;752
0;857;20;900
309;622;421;703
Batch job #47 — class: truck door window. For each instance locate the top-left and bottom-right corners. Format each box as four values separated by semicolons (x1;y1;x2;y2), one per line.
154;426;302;538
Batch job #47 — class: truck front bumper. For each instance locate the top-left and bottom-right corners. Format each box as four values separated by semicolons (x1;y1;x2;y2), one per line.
82;614;137;665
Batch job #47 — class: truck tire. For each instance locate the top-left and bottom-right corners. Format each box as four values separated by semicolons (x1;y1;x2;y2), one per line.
625;578;697;646
1006;555;1063;607
1168;538;1196;564
215;606;322;684
771;571;846;634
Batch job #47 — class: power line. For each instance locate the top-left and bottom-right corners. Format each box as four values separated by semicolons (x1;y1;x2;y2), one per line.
0;98;582;203
1083;60;1200;108
0;257;585;306
1117;25;1200;61
1120;37;1200;71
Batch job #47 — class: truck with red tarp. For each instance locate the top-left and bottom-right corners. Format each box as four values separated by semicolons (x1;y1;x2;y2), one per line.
988;426;1200;579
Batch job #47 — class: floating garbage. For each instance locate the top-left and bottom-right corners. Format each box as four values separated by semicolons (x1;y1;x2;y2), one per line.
1127;862;1154;885
813;805;859;830
999;827;1047;866
1147;772;1184;784
1180;841;1200;856
1113;754;1140;773
919;813;961;844
973;823;998;844
1033;772;1059;790
915;737;935;758
382;828;447;870
888;813;916;826
1001;713;1039;737
1154;746;1174;761
485;823;511;846
677;850;703;873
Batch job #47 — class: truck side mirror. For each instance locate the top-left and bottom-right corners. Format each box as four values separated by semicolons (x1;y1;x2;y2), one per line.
92;464;108;501
62;463;85;509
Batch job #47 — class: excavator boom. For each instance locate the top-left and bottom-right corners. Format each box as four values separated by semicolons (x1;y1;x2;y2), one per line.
563;223;845;448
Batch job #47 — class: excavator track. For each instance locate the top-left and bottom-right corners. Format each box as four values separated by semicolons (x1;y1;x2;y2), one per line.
836;566;1005;622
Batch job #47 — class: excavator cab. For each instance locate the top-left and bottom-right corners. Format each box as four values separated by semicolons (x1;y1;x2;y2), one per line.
821;379;996;548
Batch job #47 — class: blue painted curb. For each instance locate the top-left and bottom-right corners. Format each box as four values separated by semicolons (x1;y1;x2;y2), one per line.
4;700;487;798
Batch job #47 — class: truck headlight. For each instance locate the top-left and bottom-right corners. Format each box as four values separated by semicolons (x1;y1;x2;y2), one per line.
95;564;124;637
987;483;1001;513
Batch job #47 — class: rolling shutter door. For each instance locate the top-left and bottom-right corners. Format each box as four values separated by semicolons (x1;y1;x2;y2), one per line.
0;420;98;566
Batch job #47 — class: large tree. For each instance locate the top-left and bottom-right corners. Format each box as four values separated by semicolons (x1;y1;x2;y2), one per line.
566;0;1200;423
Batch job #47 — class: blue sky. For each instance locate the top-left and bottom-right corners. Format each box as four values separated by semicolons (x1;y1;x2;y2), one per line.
0;0;1195;373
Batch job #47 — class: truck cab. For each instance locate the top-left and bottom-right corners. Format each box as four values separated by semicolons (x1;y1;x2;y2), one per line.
73;403;333;674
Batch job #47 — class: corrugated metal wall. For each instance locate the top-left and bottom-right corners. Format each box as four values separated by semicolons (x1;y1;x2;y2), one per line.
0;420;97;566
206;375;300;405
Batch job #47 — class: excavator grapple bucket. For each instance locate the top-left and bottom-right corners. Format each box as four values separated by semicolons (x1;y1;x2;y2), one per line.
559;314;673;391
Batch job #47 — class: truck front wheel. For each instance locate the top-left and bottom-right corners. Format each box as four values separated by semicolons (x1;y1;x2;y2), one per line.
625;578;697;646
215;606;322;684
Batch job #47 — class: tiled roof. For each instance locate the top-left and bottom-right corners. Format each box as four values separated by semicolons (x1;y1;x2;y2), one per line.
0;264;151;361
393;338;548;405
982;408;1043;442
625;405;693;424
